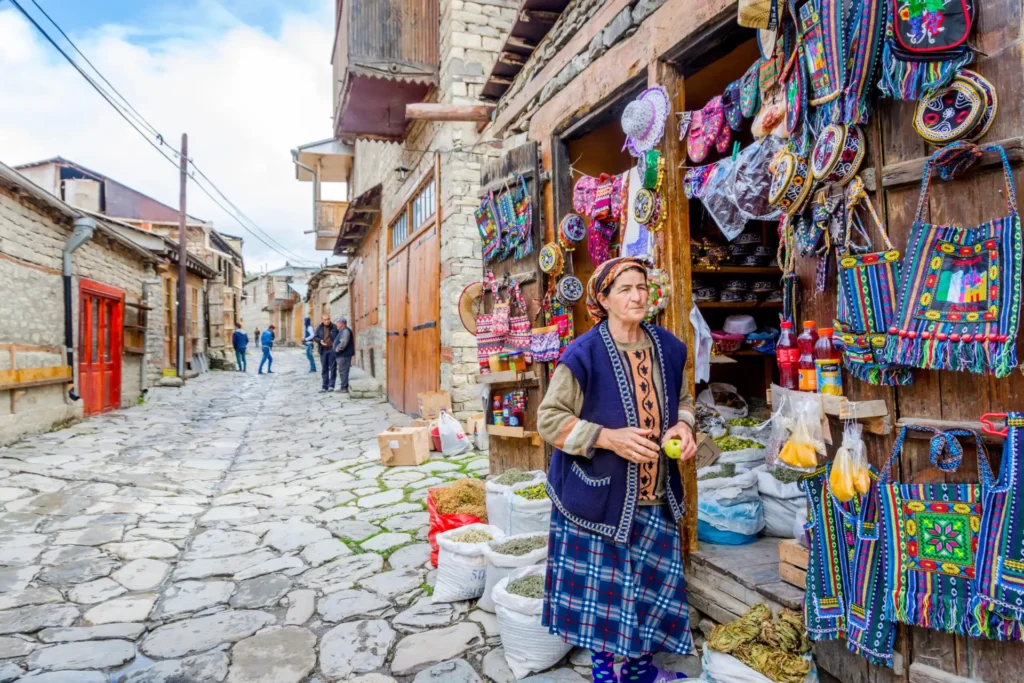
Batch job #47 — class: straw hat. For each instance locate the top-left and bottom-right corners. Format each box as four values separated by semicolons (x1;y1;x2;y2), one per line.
739;0;780;29
458;282;482;335
621;86;671;157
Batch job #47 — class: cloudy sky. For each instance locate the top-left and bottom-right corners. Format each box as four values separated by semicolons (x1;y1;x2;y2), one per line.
0;0;340;272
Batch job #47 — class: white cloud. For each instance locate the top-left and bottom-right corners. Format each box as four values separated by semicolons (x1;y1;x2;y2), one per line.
0;1;337;271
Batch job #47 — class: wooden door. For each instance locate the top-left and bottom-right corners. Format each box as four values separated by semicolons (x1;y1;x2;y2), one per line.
386;249;409;412
404;224;440;411
79;280;123;416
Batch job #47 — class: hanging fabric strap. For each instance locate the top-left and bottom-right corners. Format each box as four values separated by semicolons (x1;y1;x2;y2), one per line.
844;175;893;252
878;424;995;488
914;143;1019;223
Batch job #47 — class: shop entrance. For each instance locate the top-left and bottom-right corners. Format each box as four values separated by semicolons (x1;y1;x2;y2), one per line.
78;279;123;416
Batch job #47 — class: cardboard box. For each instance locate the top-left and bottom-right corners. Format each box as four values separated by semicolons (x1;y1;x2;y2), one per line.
418;391;452;420
377;425;430;467
410;419;439;451
694;432;721;470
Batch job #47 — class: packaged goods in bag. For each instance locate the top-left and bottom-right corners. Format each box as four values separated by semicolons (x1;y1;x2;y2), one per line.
479;532;548;613
492;565;572;679
701;645;818;683
698;383;749;420
777;397;825;471
433;523;504;603
437;410;472;456
697;464;764;543
485;469;546;535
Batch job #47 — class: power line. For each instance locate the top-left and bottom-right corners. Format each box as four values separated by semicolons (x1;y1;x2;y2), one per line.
6;0;320;267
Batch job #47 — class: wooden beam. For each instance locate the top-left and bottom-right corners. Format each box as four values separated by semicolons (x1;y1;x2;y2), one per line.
500;52;527;67
861;136;1024;191
488;76;514;87
405;103;494;122
506;36;538;52
520;9;562;24
0;365;72;389
909;663;982;683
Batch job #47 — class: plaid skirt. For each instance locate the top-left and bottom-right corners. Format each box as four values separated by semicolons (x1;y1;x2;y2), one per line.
543;504;695;658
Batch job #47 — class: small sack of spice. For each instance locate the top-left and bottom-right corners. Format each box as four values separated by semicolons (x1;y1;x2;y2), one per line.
480;532;549;613
492;565;572;679
433;523;505;604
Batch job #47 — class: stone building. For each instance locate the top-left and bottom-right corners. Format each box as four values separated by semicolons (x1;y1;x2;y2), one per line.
292;0;517;417
305;265;350;323
0;161;163;445
239;265;319;346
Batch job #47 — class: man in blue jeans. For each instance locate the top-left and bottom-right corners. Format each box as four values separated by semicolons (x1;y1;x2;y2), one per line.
312;314;339;392
231;322;248;372
258;325;275;374
303;317;317;373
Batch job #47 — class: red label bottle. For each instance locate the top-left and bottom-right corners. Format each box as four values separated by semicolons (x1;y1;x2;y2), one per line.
777;321;799;390
797;321;818;391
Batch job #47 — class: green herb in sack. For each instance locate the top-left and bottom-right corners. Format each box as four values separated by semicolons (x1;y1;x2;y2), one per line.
698;463;737;481
506;574;545;599
493;535;547;556
713;436;763;452
514;483;549;500
493;469;534;486
728;417;761;428
769;467;804;484
449;529;493;543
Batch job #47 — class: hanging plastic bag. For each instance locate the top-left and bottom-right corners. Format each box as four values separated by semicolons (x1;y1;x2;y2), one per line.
701;158;749;242
437;410;472;456
479;532;548;613
728;136;785;222
485;470;546;535
433;523;505;603
845;422;871;495
492;565;573;678
829;433;857;502
698;383;749;420
777;397;825;471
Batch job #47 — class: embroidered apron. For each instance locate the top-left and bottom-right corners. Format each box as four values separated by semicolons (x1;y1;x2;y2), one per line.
802;467;851;639
882;144;1023;378
878;426;993;635
971;413;1024;641
834;177;913;386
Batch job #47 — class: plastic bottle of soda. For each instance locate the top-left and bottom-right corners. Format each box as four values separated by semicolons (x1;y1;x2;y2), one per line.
797;321;818;391
776;321;799;390
814;327;843;396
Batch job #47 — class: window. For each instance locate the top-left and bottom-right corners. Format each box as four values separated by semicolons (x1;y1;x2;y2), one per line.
190;287;199;340
391;210;408;251
389;175;436;252
412;177;435;230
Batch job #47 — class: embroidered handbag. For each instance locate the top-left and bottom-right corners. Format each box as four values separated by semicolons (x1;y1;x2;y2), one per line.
740;61;762;118
972;413;1024;640
475;191;501;264
882;144;1022;378
504;282;532;361
875;425;996;636
592;174;615;220
802;465;853;639
835;176;912;386
531;324;560;363
724;80;744;132
511;175;534;260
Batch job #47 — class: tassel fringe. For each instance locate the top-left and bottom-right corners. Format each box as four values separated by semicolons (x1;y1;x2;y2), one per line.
881;335;1018;379
878;42;973;100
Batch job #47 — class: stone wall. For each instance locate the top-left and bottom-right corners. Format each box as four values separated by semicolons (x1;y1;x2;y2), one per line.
0;187;150;445
240;277;271;333
347;0;515;418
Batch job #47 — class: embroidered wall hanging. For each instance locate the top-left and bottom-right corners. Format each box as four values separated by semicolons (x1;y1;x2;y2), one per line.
768;148;813;216
878;0;975;100
802;467;851;639
511;175;534;260
882;144;1022;378
799;0;845;120
558;214;587;251
836;176;912;386
811;124;865;186
913;74;984;145
959;69;998;141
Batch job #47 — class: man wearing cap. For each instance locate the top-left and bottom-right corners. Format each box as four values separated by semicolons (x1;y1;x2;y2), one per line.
312;314;340;392
334;317;355;393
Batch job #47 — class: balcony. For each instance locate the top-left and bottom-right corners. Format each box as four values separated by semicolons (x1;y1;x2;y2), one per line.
316;200;349;250
332;0;439;140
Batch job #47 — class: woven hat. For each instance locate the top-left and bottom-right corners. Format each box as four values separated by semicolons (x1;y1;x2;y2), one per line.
621;86;671;157
458;282;482;335
739;0;780;29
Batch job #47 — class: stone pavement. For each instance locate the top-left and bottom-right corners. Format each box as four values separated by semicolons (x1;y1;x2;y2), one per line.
0;348;621;683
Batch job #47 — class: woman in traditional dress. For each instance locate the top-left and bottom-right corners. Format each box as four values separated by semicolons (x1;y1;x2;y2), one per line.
538;256;698;683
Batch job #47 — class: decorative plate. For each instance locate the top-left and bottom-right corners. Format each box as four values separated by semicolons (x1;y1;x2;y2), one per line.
634;188;657;224
914;78;985;145
559;214;587;250
959;70;998;141
556;275;584;305
539;243;563;275
768;149;812;216
811;124;865;185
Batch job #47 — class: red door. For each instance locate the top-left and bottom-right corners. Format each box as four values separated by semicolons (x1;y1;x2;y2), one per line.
79;280;124;416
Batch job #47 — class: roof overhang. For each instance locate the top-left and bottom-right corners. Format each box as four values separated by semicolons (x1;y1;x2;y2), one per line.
292;138;354;183
334;184;382;255
482;0;571;101
335;73;435;141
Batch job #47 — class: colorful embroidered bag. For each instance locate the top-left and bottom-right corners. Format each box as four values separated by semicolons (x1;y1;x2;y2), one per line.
740;61;762;117
882;144;1022;378
592;174;615;220
504;282;532;362
843;0;885;124
835;176;912;386
512;175;535;260
970;413;1024;641
802;466;854;640
475;191;501;264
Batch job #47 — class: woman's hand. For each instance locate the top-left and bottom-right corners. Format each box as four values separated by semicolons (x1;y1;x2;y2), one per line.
662;423;697;461
596;427;660;464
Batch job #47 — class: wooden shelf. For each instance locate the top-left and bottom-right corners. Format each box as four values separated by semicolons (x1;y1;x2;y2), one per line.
710;349;772;364
474;369;539;385
770;383;891;435
692;266;782;276
486;425;542;445
697;301;783;309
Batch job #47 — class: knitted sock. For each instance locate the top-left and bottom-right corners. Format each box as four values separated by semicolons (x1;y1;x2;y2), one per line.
591;651;616;682
620;653;657;683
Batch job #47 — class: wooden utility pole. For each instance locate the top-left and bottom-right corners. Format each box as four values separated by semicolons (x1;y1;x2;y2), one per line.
177;133;188;378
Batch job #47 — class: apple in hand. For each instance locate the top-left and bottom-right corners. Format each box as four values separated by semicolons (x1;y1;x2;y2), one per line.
663;438;683;460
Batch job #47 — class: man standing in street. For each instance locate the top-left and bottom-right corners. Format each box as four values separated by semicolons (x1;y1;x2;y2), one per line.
232;322;248;372
334;317;355;393
303;317;317;373
258;325;275;374
312;314;339;392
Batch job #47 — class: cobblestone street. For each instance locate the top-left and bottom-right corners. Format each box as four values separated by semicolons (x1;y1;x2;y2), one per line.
0;349;594;683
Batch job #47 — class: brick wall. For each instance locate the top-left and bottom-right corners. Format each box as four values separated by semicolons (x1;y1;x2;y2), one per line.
0;188;150;445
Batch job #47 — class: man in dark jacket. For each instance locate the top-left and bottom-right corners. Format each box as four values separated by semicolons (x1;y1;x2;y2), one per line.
231;322;248;372
334;317;355;392
312;314;339;392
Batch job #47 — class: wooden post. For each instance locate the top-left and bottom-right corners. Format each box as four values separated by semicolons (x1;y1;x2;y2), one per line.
405;103;494;122
176;134;188;379
649;60;698;554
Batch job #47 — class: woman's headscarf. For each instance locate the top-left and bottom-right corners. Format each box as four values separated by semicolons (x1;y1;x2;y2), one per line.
585;256;649;321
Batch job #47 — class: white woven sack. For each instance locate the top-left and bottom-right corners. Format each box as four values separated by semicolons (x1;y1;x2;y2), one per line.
485;471;546;535
478;532;548;613
506;480;552;536
492;565;572;679
433;523;504;603
700;644;818;683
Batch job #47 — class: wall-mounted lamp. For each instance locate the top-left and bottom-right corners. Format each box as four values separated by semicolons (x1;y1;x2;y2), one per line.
395;165;411;182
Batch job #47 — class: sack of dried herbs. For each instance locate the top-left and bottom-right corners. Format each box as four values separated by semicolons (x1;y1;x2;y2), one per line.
492;565;571;679
503;479;551;537
433;523;505;604
479;532;548;613
485;469;546;535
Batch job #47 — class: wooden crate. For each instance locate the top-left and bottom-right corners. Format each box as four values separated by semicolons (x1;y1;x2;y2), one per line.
779;539;809;590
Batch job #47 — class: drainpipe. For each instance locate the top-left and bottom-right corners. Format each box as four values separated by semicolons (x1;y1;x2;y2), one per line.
140;278;152;392
63;216;96;401
292;150;319;235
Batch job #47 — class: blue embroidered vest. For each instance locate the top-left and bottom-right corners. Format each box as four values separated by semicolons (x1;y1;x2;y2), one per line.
546;321;686;544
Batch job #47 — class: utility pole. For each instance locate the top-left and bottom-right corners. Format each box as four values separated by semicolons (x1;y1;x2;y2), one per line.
177;133;188;378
